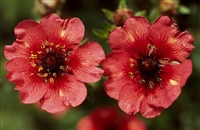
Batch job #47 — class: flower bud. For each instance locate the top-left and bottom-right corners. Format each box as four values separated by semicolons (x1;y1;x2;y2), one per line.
159;0;179;14
113;8;133;26
34;0;65;16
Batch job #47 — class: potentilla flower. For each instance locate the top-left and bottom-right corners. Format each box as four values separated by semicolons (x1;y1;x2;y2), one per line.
102;16;194;118
77;106;146;130
4;13;105;113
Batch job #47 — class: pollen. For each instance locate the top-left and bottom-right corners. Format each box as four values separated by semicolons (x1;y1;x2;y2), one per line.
128;72;134;78
50;78;54;84
149;81;154;89
60;65;65;70
31;62;36;67
41;44;45;48
130;58;134;63
37;51;42;54
38;66;43;72
30;54;37;59
53;73;57;77
56;45;60;48
66;65;71;70
31;40;73;84
130;63;134;67
43;73;48;77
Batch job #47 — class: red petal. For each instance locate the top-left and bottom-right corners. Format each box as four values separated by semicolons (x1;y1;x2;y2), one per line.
140;99;163;118
109;27;134;52
40;13;84;46
5;58;47;103
149;16;194;61
119;115;146;130
69;42;105;83
153;60;193;108
118;83;144;115
77;116;94;130
102;52;132;99
40;75;87;113
4;20;47;60
109;17;150;57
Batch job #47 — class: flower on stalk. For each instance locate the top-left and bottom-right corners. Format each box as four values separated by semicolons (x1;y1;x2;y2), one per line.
77;106;146;130
4;13;105;113
102;16;194;118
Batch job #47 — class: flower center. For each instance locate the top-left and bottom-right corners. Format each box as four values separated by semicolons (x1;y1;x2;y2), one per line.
139;57;158;76
42;53;62;73
128;44;163;89
30;41;72;84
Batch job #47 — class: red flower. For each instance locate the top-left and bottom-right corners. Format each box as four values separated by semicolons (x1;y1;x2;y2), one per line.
102;16;194;118
77;106;146;130
4;13;105;113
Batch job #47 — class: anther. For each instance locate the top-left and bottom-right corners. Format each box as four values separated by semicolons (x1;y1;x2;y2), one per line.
43;73;48;77
61;45;66;48
44;78;48;83
149;81;154;89
141;79;145;84
130;58;134;63
137;79;145;84
37;51;42;54
62;48;66;52
50;78;54;84
128;72;134;78
56;45;60;48
130;63;134;67
45;41;49;45
30;54;37;59
31;62;36;67
157;78;162;82
65;57;69;61
41;44;45;48
53;73;57;77
38;66;43;72
60;66;65;70
66;65;71;70
67;50;72;56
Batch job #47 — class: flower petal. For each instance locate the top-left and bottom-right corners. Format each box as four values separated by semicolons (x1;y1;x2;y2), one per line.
153;59;193;108
40;75;87;113
5;58;47;103
4;20;47;60
40;13;84;46
140;99;163;118
102;52;132;99
69;42;105;83
118;83;144;115
109;27;134;52
149;16;194;61
109;17;150;57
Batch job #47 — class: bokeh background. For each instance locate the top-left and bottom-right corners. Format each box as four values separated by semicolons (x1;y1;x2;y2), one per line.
0;0;200;130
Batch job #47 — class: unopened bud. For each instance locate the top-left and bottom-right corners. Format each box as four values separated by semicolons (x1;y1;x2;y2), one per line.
159;0;179;14
113;8;133;26
35;0;65;16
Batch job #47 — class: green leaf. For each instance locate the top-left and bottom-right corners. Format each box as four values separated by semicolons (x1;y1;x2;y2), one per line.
178;5;191;14
92;29;109;40
102;8;114;21
135;10;146;16
118;0;127;9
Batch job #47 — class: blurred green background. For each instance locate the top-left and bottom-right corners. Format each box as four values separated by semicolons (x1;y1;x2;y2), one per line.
0;0;200;130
